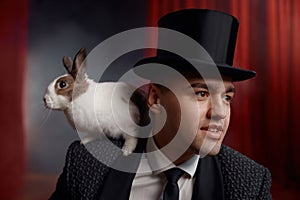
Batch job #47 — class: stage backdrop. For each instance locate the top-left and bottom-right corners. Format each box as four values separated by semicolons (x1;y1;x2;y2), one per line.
146;0;300;189
0;0;28;199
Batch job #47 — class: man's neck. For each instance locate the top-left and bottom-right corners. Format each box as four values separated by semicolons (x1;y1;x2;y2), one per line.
153;135;195;166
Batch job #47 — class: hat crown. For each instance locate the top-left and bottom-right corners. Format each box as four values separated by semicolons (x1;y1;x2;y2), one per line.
134;9;256;82
157;9;239;66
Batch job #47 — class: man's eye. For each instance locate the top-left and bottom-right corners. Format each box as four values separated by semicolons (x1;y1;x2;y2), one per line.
195;91;209;99
224;95;234;103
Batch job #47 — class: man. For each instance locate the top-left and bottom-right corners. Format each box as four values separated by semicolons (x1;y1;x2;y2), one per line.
50;9;272;199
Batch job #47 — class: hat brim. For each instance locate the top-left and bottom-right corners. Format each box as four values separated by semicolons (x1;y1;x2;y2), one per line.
133;56;256;82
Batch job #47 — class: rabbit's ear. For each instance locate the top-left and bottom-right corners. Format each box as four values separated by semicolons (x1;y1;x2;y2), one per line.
71;48;86;80
63;56;73;74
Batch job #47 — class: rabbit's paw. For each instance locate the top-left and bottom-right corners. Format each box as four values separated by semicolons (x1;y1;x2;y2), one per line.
121;137;138;156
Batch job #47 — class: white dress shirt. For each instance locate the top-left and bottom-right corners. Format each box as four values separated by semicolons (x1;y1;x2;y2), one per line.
129;137;199;200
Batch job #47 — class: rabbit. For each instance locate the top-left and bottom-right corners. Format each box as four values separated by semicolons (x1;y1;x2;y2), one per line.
43;48;149;156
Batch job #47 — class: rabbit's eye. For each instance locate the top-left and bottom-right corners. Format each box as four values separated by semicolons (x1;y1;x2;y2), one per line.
58;81;68;89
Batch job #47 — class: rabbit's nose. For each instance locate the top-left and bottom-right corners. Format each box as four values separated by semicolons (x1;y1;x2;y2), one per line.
43;95;48;103
43;95;51;105
43;95;53;109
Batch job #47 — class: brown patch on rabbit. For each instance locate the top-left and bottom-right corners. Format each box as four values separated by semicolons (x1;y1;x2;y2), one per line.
54;74;89;101
54;75;75;101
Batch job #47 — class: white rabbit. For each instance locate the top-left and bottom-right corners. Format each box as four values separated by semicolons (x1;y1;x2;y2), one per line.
43;48;148;156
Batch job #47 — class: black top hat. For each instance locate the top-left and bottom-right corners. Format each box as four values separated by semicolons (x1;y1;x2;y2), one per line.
134;9;256;82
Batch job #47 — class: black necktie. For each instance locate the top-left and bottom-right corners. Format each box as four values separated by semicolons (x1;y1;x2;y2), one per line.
163;168;184;200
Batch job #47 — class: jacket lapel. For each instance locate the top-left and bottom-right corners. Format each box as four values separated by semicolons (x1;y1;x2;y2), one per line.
98;164;137;200
97;138;224;200
98;138;147;200
192;156;225;200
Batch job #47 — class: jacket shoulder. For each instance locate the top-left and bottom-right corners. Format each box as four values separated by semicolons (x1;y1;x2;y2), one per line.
217;145;272;199
51;139;123;200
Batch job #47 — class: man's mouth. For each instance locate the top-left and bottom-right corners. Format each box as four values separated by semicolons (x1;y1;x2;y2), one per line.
200;125;223;139
207;128;221;132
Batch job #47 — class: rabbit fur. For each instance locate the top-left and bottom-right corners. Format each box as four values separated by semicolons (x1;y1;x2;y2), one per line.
43;48;144;156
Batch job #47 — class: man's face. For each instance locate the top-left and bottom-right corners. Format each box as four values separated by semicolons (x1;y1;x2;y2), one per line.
148;75;235;159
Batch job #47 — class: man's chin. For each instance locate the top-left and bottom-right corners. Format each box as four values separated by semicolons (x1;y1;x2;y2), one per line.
207;145;221;156
194;143;222;157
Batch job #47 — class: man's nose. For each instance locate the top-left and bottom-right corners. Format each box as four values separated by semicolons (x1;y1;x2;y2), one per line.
207;98;227;120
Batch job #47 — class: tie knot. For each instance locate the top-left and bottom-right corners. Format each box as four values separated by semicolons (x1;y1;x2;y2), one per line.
164;168;184;183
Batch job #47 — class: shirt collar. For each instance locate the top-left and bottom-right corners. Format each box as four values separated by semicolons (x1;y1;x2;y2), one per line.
146;137;199;178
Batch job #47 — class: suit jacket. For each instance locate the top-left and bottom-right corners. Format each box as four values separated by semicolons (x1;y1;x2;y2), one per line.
49;139;272;200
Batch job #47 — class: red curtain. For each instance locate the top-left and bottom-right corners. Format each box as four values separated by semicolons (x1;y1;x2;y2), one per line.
146;0;300;191
0;0;28;199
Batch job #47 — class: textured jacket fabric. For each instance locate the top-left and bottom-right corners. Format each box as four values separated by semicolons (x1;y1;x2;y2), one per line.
50;140;272;200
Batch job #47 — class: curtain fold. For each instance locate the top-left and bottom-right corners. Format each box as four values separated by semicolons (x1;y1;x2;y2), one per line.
0;0;28;199
264;0;300;183
146;0;300;188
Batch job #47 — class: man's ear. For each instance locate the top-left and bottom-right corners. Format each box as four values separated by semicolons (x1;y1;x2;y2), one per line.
147;84;162;114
